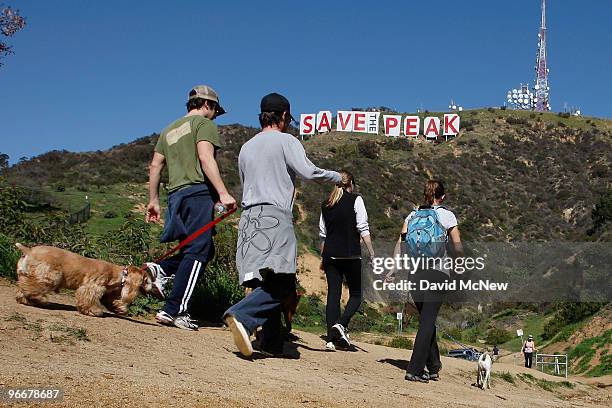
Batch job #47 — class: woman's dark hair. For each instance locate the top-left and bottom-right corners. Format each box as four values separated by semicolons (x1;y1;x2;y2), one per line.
259;111;287;128
423;179;445;206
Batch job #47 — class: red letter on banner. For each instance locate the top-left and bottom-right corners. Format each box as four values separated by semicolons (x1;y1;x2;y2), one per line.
424;117;440;138
316;111;332;133
443;113;460;135
404;116;420;137
353;112;366;132
337;111;354;132
300;114;315;135
384;115;401;137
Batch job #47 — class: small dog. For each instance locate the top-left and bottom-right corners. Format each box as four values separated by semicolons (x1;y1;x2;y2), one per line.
477;352;492;390
15;243;153;316
281;288;304;340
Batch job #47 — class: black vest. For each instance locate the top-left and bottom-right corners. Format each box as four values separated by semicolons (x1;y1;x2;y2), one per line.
321;192;361;258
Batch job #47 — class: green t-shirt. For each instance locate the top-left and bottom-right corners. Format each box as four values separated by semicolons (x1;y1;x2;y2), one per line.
155;115;221;193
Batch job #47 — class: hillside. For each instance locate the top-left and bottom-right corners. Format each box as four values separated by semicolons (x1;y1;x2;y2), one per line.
1;280;609;408
6;110;612;247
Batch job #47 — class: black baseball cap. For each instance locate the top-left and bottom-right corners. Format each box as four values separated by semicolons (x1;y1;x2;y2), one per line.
260;92;296;122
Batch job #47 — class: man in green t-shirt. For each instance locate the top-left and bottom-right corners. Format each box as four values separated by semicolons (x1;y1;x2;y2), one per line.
144;85;236;331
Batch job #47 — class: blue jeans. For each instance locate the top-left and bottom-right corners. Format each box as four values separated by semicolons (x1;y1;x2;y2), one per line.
224;271;296;351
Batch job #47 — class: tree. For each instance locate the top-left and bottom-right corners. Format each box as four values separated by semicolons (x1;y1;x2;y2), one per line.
0;152;8;174
0;5;26;67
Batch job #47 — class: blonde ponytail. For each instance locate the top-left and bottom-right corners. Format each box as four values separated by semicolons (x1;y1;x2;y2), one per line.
326;170;354;208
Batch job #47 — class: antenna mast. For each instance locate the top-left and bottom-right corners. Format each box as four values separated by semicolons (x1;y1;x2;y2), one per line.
534;0;550;111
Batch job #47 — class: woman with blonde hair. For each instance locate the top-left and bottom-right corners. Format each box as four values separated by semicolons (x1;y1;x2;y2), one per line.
319;170;375;351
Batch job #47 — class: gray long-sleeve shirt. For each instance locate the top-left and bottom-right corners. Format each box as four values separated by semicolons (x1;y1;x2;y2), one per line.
239;130;341;210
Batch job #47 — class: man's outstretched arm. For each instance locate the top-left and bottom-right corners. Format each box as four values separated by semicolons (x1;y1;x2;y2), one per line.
284;137;341;183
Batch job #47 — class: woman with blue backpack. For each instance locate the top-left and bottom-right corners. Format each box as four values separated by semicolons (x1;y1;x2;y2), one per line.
393;179;464;383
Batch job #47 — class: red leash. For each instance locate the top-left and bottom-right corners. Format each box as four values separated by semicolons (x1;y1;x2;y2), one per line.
149;207;237;266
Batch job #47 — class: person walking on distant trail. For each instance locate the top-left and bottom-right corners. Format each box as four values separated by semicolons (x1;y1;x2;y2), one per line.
223;92;341;357
492;344;499;362
144;85;236;331
522;335;537;368
319;170;375;352
389;179;464;383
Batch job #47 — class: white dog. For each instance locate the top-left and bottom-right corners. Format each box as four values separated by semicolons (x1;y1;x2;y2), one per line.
477;352;492;390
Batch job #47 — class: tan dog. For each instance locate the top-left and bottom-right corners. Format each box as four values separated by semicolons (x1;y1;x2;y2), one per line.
15;243;153;316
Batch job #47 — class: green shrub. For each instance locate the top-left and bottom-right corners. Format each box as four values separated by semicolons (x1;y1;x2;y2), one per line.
0;233;20;280
590;189;612;234
0;177;28;238
445;326;463;341
569;330;612;374
542;303;604;340
128;294;165;317
495;371;515;384
385;137;413;151
587;354;612;377
294;294;325;327
388;336;413;349
190;223;244;322
506;117;528;126
357;140;381;159
485;327;512;345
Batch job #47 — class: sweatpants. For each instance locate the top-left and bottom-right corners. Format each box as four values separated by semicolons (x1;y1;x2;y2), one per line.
524;352;533;368
160;191;215;317
406;270;446;376
224;271;296;352
323;258;362;341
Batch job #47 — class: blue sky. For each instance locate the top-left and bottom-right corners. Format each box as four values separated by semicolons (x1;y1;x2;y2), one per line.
1;0;611;163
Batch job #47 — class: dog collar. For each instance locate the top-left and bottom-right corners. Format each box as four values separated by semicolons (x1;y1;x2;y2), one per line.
121;267;128;286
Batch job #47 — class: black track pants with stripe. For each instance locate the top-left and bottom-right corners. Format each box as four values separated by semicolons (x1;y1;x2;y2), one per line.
159;191;215;317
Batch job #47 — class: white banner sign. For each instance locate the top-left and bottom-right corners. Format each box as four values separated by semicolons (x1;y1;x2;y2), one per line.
300;110;459;138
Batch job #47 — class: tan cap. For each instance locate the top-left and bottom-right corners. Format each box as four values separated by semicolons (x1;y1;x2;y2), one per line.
188;85;226;116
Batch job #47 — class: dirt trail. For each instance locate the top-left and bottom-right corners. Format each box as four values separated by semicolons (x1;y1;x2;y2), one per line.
0;279;609;408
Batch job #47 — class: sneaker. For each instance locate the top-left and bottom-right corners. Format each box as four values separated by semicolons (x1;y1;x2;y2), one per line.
332;323;351;349
174;313;198;331
224;314;253;357
325;342;337;352
155;310;174;326
145;262;171;300
427;372;440;381
405;373;429;383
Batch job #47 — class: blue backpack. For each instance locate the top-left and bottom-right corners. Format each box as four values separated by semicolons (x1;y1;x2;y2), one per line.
405;206;448;258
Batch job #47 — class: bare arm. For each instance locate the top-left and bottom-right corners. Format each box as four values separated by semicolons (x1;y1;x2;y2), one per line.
362;235;375;258
386;222;408;281
393;222;409;258
197;141;236;210
448;226;464;257
146;152;166;222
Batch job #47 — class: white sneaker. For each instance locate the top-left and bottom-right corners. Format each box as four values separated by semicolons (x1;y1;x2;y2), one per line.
224;315;253;357
325;342;337;352
332;323;351;349
174;313;198;331
155;310;174;326
145;262;172;300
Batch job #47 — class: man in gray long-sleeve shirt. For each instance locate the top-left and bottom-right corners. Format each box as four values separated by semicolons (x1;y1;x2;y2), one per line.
224;93;341;358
